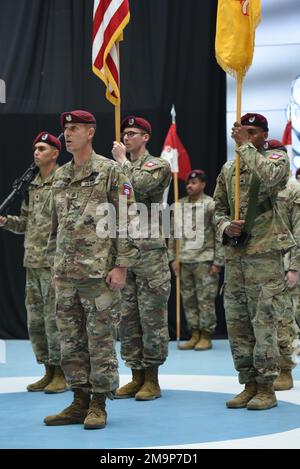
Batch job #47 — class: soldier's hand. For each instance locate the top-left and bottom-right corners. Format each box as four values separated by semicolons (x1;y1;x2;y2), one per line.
285;270;299;289
106;267;127;291
112;141;127;164
209;264;222;275
0;216;7;226
231;122;249;146
224;220;245;238
171;261;179;276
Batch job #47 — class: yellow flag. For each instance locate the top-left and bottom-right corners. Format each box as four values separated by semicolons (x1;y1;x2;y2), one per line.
215;0;261;80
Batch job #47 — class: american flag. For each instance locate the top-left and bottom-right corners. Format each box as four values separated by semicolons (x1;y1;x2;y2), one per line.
92;0;130;105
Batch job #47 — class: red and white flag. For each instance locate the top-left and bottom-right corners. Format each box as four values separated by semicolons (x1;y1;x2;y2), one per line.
282;120;293;162
92;0;130;105
160;123;191;180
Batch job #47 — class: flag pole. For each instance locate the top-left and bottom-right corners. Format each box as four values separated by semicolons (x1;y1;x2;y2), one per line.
234;76;243;219
171;105;181;348
115;41;121;142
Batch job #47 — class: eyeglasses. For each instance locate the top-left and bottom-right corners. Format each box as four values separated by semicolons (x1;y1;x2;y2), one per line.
121;131;146;139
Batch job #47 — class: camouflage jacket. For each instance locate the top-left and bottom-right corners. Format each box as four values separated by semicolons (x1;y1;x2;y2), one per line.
277;178;300;271
213;143;295;259
121;150;171;251
48;151;138;279
168;193;224;265
2;167;58;268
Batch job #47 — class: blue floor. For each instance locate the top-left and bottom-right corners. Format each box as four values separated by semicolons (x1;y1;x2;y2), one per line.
1;340;300;449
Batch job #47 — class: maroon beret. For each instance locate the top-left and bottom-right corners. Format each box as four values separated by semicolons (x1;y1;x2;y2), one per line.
60;110;96;129
241;113;269;131
33;131;61;152
266;139;286;150
121;115;152;134
185;169;206;184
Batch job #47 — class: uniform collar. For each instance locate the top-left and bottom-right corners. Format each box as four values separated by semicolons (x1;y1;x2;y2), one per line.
31;164;59;186
70;151;98;182
130;150;150;167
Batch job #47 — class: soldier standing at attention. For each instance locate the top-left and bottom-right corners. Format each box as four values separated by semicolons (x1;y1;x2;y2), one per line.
0;132;67;394
213;113;295;410
44;110;138;430
112;116;171;401
270;140;300;391
168;170;223;351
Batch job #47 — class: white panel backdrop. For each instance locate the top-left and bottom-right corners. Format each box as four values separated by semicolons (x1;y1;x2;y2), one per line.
226;0;300;173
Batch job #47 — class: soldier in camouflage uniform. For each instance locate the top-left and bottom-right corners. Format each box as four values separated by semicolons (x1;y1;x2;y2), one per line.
271;139;300;390
0;132;67;393
168;170;224;350
112;115;171;401
213;113;295;411
43;110;138;430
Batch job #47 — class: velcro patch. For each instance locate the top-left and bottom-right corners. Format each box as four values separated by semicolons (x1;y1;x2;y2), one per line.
121;182;132;197
144;161;158;168
269;153;282;160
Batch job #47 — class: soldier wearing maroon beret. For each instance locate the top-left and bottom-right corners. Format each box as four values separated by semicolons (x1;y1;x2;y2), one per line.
0;131;67;394
168;169;224;351
112;115;171;401
213;112;295;410
44;110;138;430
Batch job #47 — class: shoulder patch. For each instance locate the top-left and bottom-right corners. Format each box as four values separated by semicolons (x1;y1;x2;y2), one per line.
269;153;283;160
144;161;158;168
121;182;132;197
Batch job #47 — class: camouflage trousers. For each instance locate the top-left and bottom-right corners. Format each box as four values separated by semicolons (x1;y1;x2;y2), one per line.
55;278;120;396
277;286;299;370
180;261;219;333
25;267;61;366
119;248;171;370
224;252;293;385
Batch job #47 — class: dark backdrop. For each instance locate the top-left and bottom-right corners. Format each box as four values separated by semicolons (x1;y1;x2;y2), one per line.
0;0;227;339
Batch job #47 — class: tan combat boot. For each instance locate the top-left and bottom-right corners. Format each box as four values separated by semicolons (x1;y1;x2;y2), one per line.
135;366;161;401
27;364;54;392
84;393;107;430
194;330;212;351
44;389;90;425
273;370;293;391
44;366;68;394
115;369;144;398
226;382;257;408
179;330;200;350
247;383;277;410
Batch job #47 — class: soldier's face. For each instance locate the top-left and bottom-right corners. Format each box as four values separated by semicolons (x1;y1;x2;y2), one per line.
34;143;58;167
121;127;149;153
186;178;206;197
242;125;268;149
64;123;94;153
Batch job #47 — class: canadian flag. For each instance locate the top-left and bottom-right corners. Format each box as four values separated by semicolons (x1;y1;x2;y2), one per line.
160;123;191;180
282;120;293;162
